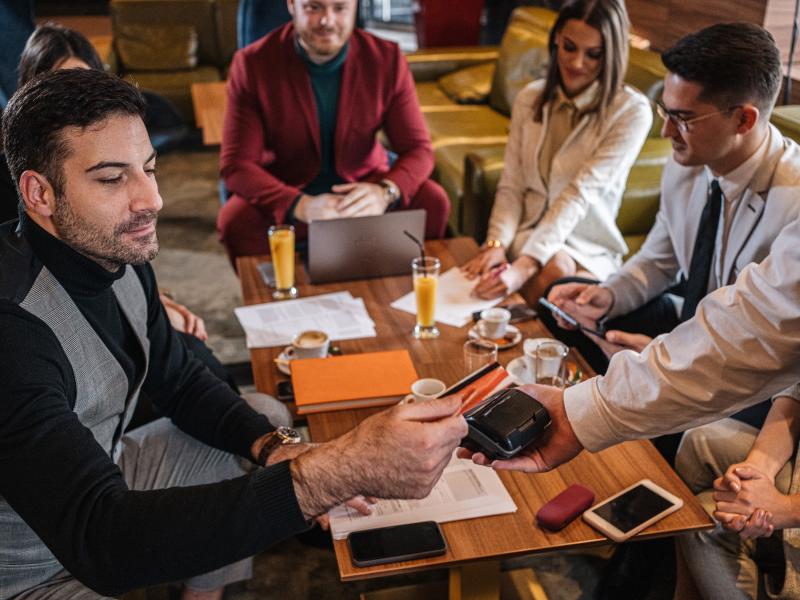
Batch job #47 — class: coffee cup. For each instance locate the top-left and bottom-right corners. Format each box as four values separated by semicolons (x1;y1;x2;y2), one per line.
291;330;330;359
410;378;446;403
478;307;511;339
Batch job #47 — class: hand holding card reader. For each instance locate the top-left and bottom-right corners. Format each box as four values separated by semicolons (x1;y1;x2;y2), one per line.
461;388;551;460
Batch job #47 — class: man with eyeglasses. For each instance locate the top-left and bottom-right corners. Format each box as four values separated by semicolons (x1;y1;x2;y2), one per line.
542;22;800;459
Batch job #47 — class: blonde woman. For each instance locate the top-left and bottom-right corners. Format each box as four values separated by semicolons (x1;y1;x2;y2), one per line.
462;0;652;302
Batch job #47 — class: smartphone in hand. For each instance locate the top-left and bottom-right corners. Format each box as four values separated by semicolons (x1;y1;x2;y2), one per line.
538;298;605;338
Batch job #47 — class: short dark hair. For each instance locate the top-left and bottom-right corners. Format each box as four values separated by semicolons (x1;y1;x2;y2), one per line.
18;23;104;87
661;23;781;117
2;69;146;199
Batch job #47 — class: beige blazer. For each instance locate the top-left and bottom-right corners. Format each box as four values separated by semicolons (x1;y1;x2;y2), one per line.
604;124;800;318
485;79;652;280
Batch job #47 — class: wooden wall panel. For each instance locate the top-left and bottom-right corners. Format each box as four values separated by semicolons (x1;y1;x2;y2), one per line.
627;0;799;104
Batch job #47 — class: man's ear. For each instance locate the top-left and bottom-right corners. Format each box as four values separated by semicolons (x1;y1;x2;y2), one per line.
18;170;57;218
736;105;760;135
286;0;295;17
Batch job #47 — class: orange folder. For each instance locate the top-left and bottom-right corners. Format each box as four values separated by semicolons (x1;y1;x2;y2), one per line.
291;350;419;414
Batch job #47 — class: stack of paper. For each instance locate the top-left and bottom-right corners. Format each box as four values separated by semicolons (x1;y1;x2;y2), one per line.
234;292;376;348
390;267;503;327
329;452;517;540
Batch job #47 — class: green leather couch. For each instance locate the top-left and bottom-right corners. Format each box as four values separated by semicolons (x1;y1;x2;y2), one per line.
772;105;800;143
109;0;238;122
409;7;670;259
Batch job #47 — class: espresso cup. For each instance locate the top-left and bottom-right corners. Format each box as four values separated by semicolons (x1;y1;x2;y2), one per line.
478;307;511;339
291;330;330;359
410;378;446;402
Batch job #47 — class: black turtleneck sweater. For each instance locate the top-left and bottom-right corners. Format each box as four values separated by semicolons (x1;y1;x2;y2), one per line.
0;216;308;596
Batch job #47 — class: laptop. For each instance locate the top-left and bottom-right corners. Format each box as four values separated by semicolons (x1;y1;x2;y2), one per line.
307;210;426;284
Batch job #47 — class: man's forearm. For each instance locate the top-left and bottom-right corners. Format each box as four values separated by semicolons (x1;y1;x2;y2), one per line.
289;438;361;519
747;396;800;479
565;219;800;452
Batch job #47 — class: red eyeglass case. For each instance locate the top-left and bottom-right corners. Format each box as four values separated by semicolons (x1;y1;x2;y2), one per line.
536;484;595;531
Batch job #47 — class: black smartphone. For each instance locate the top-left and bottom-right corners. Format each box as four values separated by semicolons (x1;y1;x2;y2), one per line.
348;521;447;567
276;380;294;402
471;303;537;324
538;298;605;338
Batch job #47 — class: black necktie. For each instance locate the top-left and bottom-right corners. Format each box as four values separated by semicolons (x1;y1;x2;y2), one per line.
680;180;722;322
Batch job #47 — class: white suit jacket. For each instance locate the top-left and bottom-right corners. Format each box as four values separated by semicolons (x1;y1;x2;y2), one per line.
485;80;652;280
604;124;800;319
563;132;800;452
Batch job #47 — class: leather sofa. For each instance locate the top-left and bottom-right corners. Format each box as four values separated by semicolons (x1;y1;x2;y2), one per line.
772;105;800;144
409;7;670;258
109;0;238;122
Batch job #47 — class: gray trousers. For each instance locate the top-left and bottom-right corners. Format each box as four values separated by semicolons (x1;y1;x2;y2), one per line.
675;418;792;600
13;393;292;600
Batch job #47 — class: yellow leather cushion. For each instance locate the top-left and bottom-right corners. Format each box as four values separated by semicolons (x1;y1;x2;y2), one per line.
772;105;800;143
626;47;666;101
116;23;198;70
416;81;457;109
437;62;495;104
423;106;510;148
616;137;670;236
489;18;550;116
510;6;558;33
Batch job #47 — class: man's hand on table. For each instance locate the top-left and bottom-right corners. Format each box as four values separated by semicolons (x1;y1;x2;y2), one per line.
288;395;468;520
294;193;344;222
332;182;390;217
457;384;584;472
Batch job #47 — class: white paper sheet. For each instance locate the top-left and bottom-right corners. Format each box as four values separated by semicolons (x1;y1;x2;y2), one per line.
234;292;376;348
328;452;517;540
389;267;504;327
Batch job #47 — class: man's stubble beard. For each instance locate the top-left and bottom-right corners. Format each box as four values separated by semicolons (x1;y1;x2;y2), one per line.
52;197;159;271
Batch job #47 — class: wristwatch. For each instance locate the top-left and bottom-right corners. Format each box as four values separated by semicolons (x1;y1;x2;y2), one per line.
257;426;303;465
379;179;401;206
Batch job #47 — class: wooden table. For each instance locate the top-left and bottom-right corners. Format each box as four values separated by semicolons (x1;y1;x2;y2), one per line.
190;81;227;146
238;238;712;600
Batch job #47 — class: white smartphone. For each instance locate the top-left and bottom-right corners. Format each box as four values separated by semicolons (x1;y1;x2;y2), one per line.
582;479;683;542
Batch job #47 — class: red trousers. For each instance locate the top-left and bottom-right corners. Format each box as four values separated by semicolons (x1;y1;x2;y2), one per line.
217;179;450;266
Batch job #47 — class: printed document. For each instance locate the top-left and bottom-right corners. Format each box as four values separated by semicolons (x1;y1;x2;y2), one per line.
234;292;376;348
390;267;504;327
328;453;517;540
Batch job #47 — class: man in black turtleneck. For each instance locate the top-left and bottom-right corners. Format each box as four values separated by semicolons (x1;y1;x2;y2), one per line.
0;69;467;599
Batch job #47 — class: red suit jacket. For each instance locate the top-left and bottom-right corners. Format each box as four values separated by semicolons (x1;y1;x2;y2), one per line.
221;24;435;226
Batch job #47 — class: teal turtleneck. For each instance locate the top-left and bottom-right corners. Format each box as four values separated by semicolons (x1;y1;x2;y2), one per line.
296;39;349;196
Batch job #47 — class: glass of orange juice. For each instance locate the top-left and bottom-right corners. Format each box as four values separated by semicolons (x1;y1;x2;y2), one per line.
412;256;440;339
268;225;297;300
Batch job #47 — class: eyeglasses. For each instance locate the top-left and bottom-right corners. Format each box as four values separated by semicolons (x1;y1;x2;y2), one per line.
656;101;741;134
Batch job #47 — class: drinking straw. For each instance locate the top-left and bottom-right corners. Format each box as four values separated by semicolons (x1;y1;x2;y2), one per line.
403;230;425;263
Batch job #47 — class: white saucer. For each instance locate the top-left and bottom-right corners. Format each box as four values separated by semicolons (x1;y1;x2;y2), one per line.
507;356;535;385
468;324;522;350
274;346;331;376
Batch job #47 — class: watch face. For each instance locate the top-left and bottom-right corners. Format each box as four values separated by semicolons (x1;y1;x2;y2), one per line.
276;426;302;444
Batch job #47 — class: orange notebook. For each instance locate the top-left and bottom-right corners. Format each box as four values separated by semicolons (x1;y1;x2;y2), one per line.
291;350;418;414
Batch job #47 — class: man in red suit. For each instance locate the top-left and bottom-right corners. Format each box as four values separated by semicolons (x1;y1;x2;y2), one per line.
217;0;450;265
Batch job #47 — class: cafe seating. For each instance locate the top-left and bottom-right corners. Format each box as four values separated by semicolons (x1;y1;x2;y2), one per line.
772;105;800;144
408;6;670;258
108;0;238;122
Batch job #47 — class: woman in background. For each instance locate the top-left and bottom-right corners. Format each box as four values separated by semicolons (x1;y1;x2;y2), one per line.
462;0;652;303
